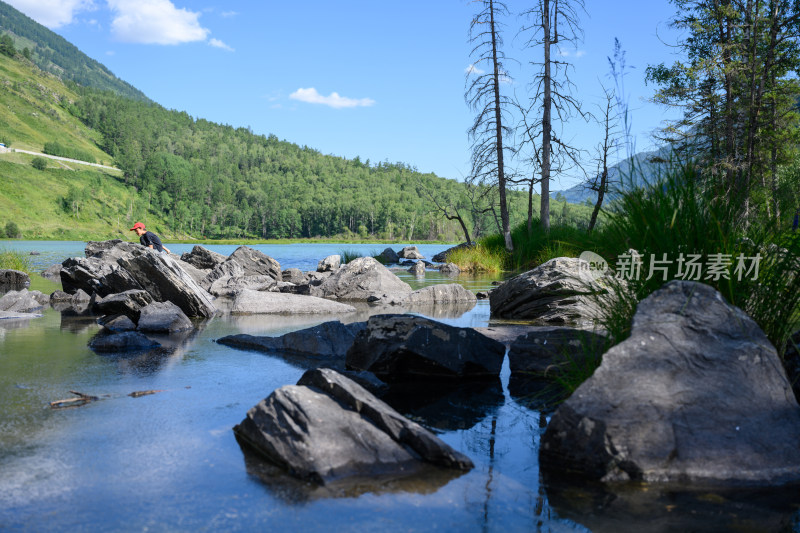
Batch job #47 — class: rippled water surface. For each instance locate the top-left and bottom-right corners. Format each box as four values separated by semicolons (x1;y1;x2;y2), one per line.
2;241;800;532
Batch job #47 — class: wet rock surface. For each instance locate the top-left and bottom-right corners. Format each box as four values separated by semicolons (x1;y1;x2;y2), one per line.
315;257;412;303
541;280;800;485
230;290;356;315
346;314;505;381
233;368;473;484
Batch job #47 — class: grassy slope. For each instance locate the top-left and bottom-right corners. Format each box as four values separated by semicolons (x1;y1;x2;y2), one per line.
0;54;176;239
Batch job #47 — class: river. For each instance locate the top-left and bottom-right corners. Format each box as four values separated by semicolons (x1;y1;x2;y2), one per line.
1;241;799;532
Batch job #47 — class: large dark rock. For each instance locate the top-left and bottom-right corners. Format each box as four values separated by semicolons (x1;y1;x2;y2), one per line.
316;256;412;303
281;268;308;285
117;249;217;318
228;246;281;280
84;239;141;261
540;281;800;485
432;243;471;263
0;269;30;287
346;314;505;381
217;321;366;370
180;245;226;270
136;301;193;333
317;255;341;272
398;246;424;260
402;284;476;306
508;327;608;378
233;368;473;484
60;256;142;297
377;247;400;264
489;257;617;325
92;289;154;321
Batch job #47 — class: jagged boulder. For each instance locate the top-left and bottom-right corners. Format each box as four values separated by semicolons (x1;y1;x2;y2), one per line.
136;301;193;333
346;314;505;381
117;249;217;318
398;246;424;260
281;268;308;285
408;261;426;276
180;245;227;270
228;246;281;280
402;284;476;306
315;257;412;303
508;327;608;378
540;281;800;485
233;368;473;484
60;256;142;297
377;247;400;264
202;259;244;291
100;314;137;332
317;255;341;272
230;289;356;315
0;269;30;287
489;257;617;325
92;289;154;322
0;289;44;313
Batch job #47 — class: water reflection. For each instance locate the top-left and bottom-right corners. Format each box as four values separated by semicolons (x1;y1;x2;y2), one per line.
381;380;505;431
238;439;467;504
543;476;800;533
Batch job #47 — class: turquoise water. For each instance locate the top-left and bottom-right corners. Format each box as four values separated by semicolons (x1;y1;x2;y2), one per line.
1;241;799;532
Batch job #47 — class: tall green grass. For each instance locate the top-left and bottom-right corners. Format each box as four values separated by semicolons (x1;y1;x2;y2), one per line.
0;248;32;274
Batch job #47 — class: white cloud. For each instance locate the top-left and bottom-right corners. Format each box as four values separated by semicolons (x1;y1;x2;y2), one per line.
107;0;209;45
465;63;485;75
209;38;233;52
5;0;95;28
289;88;375;109
221;11;237;18
576;50;586;58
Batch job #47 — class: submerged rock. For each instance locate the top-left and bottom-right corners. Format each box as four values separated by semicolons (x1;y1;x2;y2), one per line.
217;320;366;369
88;331;161;353
316;257;412;303
233;368;473;484
540;280;800;485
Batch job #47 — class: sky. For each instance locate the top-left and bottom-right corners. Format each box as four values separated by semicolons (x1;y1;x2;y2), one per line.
6;0;684;190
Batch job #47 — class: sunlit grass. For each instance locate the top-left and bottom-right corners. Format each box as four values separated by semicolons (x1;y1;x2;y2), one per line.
0;248;32;274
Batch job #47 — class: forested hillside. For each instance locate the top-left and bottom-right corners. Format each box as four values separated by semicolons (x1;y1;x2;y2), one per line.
0;0;597;242
0;1;146;101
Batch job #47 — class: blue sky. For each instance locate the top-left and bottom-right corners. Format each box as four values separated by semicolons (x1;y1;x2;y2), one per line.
7;0;682;190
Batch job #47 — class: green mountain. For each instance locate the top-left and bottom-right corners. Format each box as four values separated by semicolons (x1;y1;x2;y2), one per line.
0;1;591;242
0;1;147;101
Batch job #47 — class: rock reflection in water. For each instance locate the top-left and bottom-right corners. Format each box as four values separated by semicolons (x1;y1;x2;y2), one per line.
543;475;800;533
87;324;206;376
380;380;505;431
238;439;466;504
59;310;100;334
400;299;477;319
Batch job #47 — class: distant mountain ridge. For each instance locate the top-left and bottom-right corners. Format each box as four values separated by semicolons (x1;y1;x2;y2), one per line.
551;146;673;204
0;1;147;101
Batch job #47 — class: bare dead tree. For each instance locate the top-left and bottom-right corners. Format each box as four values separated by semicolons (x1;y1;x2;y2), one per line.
466;0;515;251
519;0;588;231
587;85;621;231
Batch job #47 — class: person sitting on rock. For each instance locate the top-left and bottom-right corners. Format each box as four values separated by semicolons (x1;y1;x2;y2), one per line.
130;222;171;254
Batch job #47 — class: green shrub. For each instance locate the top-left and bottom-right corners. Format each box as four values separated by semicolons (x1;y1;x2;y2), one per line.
31;157;47;170
339;249;362;264
4;221;20;238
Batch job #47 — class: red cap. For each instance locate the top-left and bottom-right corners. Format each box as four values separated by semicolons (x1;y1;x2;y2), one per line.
130;222;145;231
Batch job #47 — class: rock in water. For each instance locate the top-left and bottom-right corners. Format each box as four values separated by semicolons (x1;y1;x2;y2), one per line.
117;249;217;318
137;301;193;333
228;246;281;280
540;280;800;485
230;290;356;315
346;314;505;381
233;368;473;484
316;256;412;303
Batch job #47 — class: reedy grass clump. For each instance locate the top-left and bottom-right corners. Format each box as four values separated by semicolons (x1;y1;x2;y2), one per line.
447;243;506;273
338;249;362;264
0;248;32;274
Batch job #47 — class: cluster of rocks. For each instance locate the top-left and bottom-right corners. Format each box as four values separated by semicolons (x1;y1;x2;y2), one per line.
372;245;462;278
223;313;507;487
